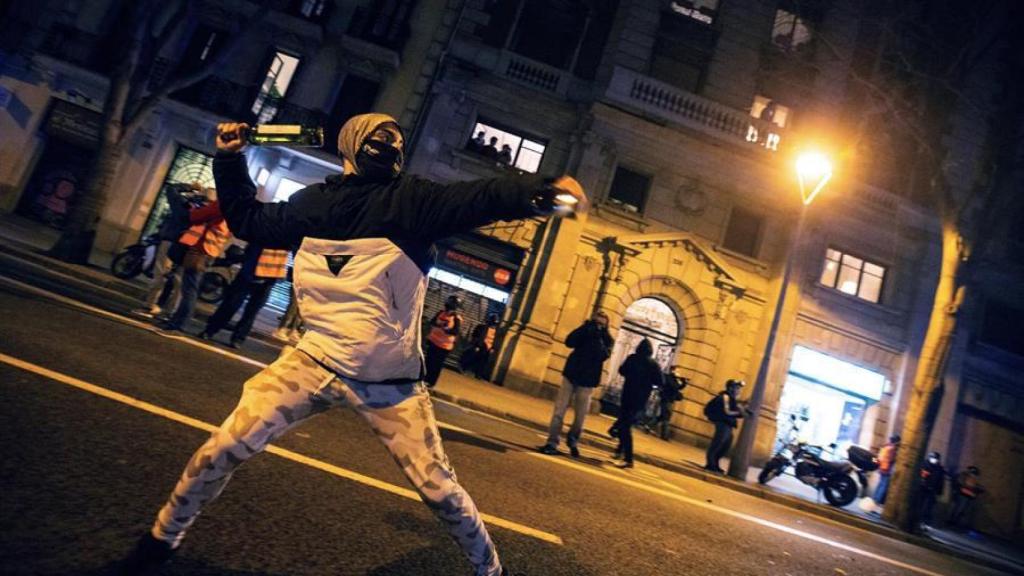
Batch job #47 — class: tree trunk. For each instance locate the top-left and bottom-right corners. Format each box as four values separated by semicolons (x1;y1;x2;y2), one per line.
49;123;126;264
883;221;965;531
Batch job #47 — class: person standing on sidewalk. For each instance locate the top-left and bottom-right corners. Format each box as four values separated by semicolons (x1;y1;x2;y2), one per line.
198;244;289;347
155;188;231;332
134;183;203;318
918;451;946;528
459;313;499;379
424;294;463;388
872;434;901;507
703;379;746;473
609;339;662;468
656;366;687;441
538;311;613;458
118;113;588;576
948;465;984;529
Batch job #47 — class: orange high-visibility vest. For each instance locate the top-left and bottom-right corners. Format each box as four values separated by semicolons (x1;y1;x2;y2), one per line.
179;220;230;257
428;311;459;350
255;249;289;279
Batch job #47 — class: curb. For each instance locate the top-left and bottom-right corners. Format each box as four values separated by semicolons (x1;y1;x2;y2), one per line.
430;389;1024;576
1;240;1021;575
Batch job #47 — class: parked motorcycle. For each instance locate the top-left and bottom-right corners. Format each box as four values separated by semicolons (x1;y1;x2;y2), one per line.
110;234;162;280
757;414;879;508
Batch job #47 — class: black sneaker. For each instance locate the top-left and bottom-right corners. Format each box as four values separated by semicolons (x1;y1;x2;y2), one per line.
154;320;180;332
116;533;176;575
537;444;559;456
569;445;580;458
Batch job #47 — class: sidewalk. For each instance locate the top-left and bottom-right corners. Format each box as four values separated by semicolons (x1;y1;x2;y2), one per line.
1;213;1021;575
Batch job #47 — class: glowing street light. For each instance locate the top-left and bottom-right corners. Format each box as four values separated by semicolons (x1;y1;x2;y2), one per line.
728;151;833;481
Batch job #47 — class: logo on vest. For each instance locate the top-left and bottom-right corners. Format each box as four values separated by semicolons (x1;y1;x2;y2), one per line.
325;255;353;276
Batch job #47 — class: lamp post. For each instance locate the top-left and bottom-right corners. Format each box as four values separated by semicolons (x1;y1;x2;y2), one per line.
727;151;832;481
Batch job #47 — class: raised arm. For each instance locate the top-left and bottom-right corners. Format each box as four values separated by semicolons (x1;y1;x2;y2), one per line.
213;123;313;248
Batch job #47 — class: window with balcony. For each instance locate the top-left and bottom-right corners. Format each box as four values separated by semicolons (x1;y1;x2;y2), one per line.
744;95;790;150
479;0;618;80
650;4;717;93
465;120;547;173
819;248;887;303
722;207;764;258
252;51;301;124
605;167;651;214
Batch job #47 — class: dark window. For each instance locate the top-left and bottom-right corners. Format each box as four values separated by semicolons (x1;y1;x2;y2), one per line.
771;0;823;57
510;0;587;69
291;0;330;22
347;0;415;52
177;25;227;75
819;247;886;304
324;74;380;155
978;300;1024;357
571;0;619;80
479;0;521;48
650;6;717;92
465;119;547;173
722;207;763;258
606;167;651;214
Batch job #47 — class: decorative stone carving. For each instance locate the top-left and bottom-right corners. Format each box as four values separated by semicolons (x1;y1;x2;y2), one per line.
674;176;709;216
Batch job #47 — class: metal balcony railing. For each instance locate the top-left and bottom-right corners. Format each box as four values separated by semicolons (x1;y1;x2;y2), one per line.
604;66;786;152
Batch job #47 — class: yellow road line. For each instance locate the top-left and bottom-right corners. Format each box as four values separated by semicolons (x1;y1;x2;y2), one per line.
0;352;562;546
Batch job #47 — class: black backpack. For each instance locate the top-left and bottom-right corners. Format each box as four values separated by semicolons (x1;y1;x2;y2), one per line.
703;393;726;422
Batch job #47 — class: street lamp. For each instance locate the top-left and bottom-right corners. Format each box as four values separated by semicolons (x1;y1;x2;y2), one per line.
728;151;833;481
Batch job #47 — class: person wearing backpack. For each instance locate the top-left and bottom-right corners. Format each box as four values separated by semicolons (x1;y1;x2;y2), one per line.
703;379;746;473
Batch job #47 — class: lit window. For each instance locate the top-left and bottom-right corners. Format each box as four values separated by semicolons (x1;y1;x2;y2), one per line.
465;120;547;173
819;248;887;304
252;51;301;124
274;177;306;202
606;166;651;214
669;0;719;25
300;0;327;18
255;167;270;186
772;8;814;52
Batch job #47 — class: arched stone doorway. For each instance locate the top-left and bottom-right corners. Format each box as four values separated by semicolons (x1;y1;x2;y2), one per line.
600;297;681;415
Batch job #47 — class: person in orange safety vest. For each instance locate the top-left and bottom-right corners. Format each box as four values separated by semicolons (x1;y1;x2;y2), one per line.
199;245;289;347
424;295;463;388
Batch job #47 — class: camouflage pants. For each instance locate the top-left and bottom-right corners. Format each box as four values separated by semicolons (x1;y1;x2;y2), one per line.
151;349;502;576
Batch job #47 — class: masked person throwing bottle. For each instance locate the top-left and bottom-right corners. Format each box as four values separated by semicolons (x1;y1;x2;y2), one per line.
118;113;588;576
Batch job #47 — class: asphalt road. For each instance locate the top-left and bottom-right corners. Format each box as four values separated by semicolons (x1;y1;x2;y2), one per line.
0;275;1008;576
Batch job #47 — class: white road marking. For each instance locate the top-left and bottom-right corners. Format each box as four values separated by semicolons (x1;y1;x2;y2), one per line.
522;453;950;576
0;352;563;546
0;275;965;574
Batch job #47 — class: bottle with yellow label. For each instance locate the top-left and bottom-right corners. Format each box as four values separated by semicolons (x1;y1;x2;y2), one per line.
244;124;324;147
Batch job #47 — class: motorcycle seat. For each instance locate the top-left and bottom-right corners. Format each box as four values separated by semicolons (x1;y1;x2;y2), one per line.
822;460;851;473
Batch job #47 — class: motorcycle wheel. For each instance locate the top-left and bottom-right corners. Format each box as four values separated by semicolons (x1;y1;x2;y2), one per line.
758;459;783;485
199;273;227;303
111;249;144;279
823;475;858;507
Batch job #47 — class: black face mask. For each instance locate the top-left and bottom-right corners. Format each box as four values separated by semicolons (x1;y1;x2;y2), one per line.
355;139;403;180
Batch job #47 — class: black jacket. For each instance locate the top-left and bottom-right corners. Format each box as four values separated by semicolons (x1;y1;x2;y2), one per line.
618;353;662;413
213;152;552;383
562;320;613;388
157;184;194;241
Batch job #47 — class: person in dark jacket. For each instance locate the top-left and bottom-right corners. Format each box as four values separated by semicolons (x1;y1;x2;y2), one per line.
460;312;500;379
609;339;663;468
703;378;747;473
120;113;588;576
919;451;946;528
539;311;613;458
198;244;289;347
656;366;687;440
134;183;203;317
